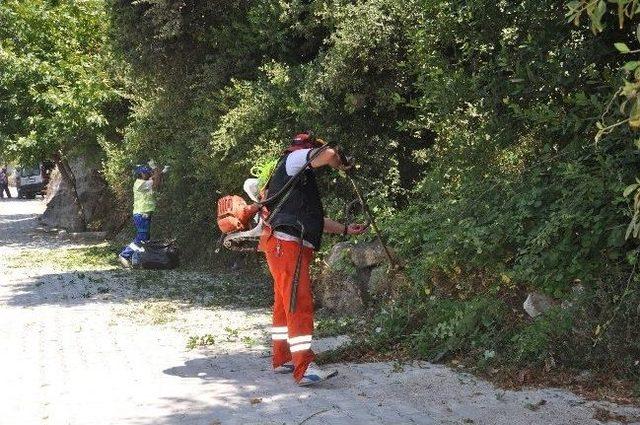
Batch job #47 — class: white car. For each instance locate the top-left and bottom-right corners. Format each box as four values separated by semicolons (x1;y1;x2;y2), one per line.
15;165;45;199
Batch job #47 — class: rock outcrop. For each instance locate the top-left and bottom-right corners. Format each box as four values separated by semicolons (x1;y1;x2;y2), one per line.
314;239;398;314
523;292;555;318
40;156;109;232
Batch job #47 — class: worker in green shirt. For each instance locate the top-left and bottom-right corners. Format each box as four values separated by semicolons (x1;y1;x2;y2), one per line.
118;164;163;267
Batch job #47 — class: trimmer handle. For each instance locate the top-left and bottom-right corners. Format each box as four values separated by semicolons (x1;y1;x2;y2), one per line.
335;146;354;168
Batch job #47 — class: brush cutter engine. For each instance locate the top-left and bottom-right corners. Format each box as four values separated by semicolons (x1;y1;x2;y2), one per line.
216;195;263;251
217;195;259;233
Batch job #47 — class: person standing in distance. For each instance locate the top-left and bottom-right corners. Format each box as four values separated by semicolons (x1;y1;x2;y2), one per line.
118;164;163;267
0;167;11;199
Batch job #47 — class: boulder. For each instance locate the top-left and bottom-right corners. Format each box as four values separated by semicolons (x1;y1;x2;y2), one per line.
369;265;390;298
315;242;366;313
523;293;555;318
349;239;390;268
315;241;400;314
40;156;109;231
314;271;365;313
325;242;353;268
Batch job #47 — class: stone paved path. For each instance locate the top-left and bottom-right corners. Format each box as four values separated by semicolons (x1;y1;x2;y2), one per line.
1;195;640;425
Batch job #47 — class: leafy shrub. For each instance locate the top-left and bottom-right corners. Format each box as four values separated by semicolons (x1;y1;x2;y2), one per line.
509;309;573;367
368;297;509;362
411;297;508;362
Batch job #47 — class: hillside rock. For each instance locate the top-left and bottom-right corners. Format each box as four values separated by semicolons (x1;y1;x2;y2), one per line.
523;293;555;318
369;265;390;298
315;242;365;313
40;156;109;231
315;271;365;313
326;242;353;267
349;239;389;268
315;241;396;314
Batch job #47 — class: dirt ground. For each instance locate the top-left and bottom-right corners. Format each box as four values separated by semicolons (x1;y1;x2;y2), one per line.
2;194;640;425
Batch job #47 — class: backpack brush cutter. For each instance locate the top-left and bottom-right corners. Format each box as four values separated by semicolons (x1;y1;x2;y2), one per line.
215;144;399;270
215;144;331;253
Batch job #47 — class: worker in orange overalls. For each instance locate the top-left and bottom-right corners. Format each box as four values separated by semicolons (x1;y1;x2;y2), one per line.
260;132;367;386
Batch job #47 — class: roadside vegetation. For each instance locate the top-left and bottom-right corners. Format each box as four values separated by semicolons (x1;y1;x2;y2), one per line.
4;0;640;398
6;244;119;271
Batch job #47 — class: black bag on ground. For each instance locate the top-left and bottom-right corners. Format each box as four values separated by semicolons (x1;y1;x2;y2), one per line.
131;240;180;269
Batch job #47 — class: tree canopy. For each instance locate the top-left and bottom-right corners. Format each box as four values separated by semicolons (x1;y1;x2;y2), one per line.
0;0;122;163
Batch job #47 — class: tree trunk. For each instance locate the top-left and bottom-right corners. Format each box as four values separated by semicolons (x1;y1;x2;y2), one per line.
53;153;87;232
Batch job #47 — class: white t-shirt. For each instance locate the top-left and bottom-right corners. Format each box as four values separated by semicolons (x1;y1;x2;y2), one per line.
273;148;317;248
285;148;314;176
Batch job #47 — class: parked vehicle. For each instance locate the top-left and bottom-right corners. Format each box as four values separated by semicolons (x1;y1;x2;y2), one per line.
15;164;47;199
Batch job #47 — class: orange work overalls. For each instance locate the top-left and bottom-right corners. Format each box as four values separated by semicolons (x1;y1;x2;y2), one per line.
262;233;315;382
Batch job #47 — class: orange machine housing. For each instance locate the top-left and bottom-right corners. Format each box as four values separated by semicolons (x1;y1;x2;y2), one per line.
217;195;260;234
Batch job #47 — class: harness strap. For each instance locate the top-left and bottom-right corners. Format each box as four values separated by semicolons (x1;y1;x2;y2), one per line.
262;144;330;224
289;221;305;313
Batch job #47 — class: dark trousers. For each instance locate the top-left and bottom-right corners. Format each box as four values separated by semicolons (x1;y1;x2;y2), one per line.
0;184;10;198
119;214;152;259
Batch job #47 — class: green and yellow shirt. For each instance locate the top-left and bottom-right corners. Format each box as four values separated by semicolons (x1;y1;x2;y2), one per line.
133;178;156;214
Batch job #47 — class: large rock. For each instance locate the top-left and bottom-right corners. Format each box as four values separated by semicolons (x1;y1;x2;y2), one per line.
325;242;353;268
315;271;365;313
523;293;555;318
369;265;390;298
315;242;367;313
349;239;391;268
315;241;401;314
40;156;109;231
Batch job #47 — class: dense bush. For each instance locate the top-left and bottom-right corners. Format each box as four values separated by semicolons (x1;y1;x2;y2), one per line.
99;0;640;378
4;0;640;381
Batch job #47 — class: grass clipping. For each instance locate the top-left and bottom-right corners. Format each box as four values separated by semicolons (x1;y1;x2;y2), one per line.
7;244;118;271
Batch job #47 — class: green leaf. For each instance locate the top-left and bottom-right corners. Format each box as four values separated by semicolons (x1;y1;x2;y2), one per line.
615;42;631;53
566;0;581;9
630;98;640;127
626;219;635;240
623;183;639;197
592;0;606;32
623;61;640;71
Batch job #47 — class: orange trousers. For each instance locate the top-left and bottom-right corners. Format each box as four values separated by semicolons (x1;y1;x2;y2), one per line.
263;235;315;382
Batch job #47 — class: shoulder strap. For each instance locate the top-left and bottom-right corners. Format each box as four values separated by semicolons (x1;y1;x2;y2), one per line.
262;146;329;224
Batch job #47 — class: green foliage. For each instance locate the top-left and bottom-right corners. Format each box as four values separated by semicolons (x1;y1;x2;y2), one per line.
315;315;359;338
510;309;573;367
369;297;509;362
186;334;216;350
375;0;638;297
0;0;124;164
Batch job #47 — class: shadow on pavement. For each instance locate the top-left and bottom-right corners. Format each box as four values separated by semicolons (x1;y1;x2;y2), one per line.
150;355;360;425
3;268;272;310
0;198;50;247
